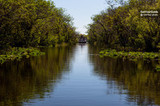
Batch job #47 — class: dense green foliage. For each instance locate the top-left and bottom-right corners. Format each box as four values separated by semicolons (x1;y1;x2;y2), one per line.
87;0;160;52
0;0;78;48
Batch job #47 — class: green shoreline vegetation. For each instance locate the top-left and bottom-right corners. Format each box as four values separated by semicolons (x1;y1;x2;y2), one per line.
0;48;45;64
99;49;160;71
87;0;160;70
87;0;160;52
0;0;79;63
99;49;159;60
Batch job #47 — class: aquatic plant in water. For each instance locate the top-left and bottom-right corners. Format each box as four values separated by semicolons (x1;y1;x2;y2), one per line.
0;48;45;64
99;49;160;61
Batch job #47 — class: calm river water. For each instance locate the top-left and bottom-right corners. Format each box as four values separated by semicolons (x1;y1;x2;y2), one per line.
0;44;160;106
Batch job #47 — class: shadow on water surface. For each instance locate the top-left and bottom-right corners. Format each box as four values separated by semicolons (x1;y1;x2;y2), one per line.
0;46;76;106
1;44;160;106
88;45;160;106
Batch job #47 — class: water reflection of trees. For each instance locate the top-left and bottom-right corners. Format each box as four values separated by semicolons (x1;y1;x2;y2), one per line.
88;45;160;105
0;46;75;106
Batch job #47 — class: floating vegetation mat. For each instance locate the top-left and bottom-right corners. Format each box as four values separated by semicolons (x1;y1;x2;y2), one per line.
0;48;45;64
99;49;160;61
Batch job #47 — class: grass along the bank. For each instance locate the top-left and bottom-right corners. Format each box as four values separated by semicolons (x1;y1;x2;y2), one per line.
0;48;45;64
99;49;160;61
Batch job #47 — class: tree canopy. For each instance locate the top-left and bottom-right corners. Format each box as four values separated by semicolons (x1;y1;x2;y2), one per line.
0;0;78;49
87;0;160;52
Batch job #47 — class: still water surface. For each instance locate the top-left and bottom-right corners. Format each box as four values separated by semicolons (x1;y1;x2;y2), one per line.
0;44;160;106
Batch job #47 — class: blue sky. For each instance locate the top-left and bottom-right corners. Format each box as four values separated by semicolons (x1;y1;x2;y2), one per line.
53;0;108;34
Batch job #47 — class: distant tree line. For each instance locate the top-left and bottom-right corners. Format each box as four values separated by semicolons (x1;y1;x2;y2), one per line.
87;0;160;52
0;0;78;49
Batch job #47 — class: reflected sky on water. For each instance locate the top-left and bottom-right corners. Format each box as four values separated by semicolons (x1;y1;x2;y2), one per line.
0;44;160;106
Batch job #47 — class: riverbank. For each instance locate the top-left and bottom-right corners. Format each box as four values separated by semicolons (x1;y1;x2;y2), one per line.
0;48;45;64
0;42;76;64
99;49;160;61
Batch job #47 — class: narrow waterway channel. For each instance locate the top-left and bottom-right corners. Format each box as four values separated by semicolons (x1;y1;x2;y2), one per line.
0;44;160;106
